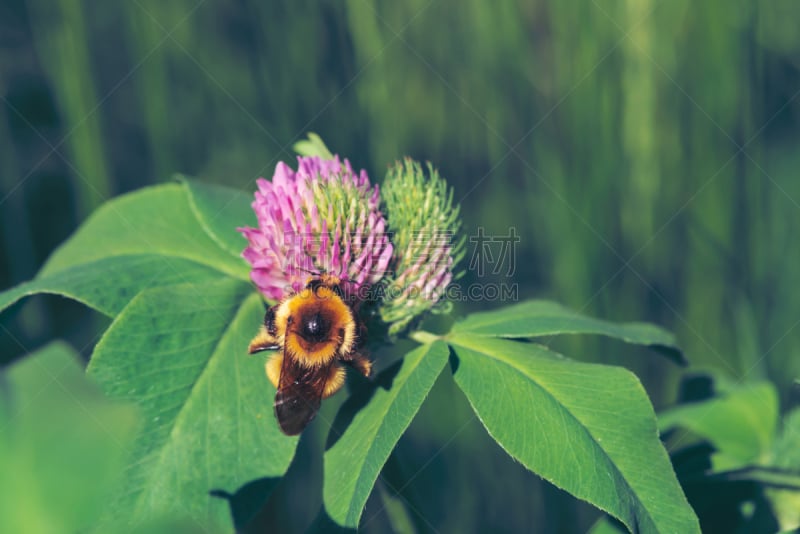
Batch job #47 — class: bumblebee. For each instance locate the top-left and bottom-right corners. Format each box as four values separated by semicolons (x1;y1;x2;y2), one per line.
248;274;371;435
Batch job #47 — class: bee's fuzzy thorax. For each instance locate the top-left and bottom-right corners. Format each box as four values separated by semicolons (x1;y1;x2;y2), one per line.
251;274;374;435
274;284;356;368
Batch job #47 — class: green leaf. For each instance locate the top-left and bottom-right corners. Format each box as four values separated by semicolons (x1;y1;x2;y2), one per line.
87;281;297;530
449;333;699;534
293;132;334;159
40;183;249;281
708;464;800;530
452;300;685;365
0;255;224;317
323;341;449;527
181;177;256;259
0;182;254;326
587;516;627;534
0;342;139;534
708;466;800;489
659;382;778;469
376;481;417;534
773;408;800;470
767;487;800;533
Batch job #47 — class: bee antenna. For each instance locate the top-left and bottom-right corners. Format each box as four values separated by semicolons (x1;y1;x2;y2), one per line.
290;264;321;276
290;263;367;289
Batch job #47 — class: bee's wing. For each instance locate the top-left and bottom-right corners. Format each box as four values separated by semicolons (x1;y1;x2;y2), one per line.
274;349;330;435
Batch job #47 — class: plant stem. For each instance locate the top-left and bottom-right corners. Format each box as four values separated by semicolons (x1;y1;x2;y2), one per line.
408;330;439;345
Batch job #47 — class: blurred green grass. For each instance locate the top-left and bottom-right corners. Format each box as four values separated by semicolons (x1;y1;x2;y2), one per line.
1;0;799;531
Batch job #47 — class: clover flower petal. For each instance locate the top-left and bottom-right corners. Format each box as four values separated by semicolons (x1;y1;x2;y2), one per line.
239;155;393;301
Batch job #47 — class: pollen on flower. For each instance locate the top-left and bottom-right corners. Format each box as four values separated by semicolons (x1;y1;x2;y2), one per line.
238;155;393;301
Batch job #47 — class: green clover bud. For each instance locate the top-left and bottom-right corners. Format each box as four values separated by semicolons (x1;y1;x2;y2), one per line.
379;158;466;336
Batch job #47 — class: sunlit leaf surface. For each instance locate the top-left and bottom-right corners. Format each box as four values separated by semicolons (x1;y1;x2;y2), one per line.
453;300;684;364
88;286;296;530
449;333;699;534
0;182;253;320
0;181;294;531
659;382;778;470
182;178;256;259
0;255;223;317
40;184;249;281
323;341;450;527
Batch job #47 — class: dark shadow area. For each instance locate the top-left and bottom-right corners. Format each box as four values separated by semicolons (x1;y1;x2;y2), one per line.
245;429;320;533
324;359;403;451
448;349;460;374
596;515;627;533
0;295;109;367
668;442;781;534
305;508;358;534
669;442;715;479
664;373;785;533
209;477;282;533
649;344;687;367
681;476;779;534
676;373;716;403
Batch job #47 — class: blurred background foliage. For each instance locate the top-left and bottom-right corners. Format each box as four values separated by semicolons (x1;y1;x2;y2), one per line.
1;0;799;532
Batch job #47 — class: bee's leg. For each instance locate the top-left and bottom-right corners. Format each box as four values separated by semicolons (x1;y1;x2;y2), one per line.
356;320;368;347
345;352;372;378
265;353;282;389
249;326;280;354
322;364;347;399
